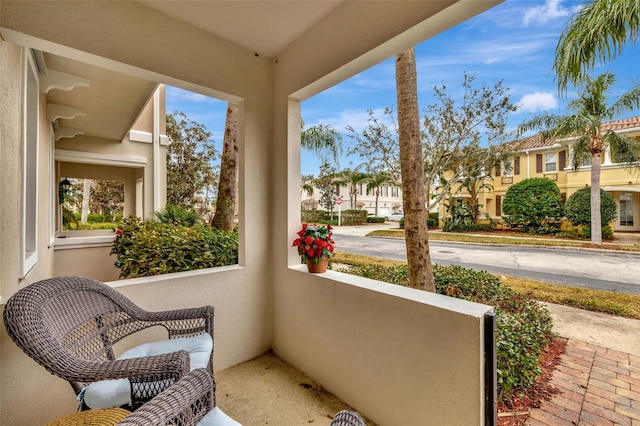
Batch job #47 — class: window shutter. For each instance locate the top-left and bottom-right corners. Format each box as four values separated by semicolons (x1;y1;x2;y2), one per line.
559;150;566;170
514;156;520;175
536;154;543;173
496;195;502;217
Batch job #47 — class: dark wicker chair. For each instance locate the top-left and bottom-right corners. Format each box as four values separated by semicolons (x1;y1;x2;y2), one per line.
118;368;215;425
331;410;366;426
3;276;214;410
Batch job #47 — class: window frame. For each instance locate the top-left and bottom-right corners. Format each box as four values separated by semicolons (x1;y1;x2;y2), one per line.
20;49;40;278
545;153;557;172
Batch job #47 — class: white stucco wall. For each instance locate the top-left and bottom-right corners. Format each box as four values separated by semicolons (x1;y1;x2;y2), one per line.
274;268;492;425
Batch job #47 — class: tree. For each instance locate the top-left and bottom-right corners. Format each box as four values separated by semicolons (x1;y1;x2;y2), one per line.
300;174;315;199
502;178;564;234
335;167;368;210
518;72;640;244
565;186;617;238
457;168;493;224
314;163;338;216
396;47;435;292
347;73;516;209
166;111;219;209
554;0;639;92
363;172;394;218
212;103;238;231
301;120;343;166
90;179;124;221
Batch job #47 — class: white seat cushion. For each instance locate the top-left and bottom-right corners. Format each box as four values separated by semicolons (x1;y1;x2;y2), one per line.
82;333;213;409
198;407;242;426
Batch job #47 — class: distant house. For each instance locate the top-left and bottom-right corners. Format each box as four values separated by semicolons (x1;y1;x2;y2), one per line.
301;182;403;218
442;116;640;232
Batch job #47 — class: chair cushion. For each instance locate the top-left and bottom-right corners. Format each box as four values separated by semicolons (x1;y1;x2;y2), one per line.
83;333;213;409
198;407;242;426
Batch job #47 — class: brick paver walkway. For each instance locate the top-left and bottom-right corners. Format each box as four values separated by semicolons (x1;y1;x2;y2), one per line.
527;339;640;426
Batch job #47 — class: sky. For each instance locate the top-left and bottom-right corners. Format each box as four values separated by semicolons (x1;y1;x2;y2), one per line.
166;0;640;177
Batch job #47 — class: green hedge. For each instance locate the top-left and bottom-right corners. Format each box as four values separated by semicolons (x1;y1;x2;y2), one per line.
340;209;368;225
367;216;386;223
111;216;238;279
343;263;553;402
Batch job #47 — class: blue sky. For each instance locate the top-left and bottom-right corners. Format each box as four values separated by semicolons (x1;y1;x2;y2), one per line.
166;0;640;176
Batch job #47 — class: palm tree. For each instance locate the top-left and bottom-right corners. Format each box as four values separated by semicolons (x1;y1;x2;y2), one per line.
364;172;394;218
335;167;367;210
554;0;639;91
395;47;435;292
300;120;343;166
518;72;640;244
212;102;238;231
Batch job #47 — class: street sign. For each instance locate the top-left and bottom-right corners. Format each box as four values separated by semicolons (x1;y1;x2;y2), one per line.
336;197;343;205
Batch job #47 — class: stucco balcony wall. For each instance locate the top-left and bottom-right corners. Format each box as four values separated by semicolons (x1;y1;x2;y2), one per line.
274;267;493;426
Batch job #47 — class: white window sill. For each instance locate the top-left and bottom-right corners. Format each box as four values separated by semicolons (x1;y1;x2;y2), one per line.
54;234;115;250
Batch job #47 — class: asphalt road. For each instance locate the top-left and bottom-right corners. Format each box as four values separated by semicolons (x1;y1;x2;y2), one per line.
332;233;640;295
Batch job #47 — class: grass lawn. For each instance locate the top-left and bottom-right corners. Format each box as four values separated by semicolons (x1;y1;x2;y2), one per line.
332;251;640;320
367;228;640;252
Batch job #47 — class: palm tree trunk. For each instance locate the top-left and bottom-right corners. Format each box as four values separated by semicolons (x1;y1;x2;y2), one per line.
396;47;435;292
591;151;602;245
212;103;238;231
375;190;379;217
81;179;91;223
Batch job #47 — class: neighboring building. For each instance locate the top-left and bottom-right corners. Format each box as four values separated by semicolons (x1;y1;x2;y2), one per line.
302;182;404;218
442;117;640;232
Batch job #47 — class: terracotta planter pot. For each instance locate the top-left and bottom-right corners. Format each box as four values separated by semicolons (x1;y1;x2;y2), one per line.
306;257;329;273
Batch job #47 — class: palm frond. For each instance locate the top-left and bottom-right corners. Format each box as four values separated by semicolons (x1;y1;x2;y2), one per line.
554;0;639;92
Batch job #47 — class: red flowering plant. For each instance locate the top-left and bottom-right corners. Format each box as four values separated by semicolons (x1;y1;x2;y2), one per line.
292;223;335;264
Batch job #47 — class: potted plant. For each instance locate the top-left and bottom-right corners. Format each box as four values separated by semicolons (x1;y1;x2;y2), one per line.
292;223;335;273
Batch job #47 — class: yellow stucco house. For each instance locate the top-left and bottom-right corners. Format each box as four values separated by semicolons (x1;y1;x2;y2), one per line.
1;1;503;424
444;116;640;232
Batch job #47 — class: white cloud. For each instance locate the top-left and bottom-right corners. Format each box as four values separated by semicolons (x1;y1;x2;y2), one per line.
523;0;580;26
517;92;558;113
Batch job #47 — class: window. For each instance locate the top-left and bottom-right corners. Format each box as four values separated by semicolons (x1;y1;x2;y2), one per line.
21;49;39;277
545;153;556;172
381;186;388;197
391;187;398;197
503;159;513;177
357;184;363;195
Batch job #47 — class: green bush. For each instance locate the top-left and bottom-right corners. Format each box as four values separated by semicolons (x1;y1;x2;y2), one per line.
154;204;201;226
580;224;614;240
111;216;238;279
76;222;120;230
503;178;564;234
565;187;617;228
344;262;553;402
341;209;368;225
366;216;386;223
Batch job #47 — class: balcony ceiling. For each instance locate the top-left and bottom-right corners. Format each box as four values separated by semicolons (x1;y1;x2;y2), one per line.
138;0;343;58
44;53;157;142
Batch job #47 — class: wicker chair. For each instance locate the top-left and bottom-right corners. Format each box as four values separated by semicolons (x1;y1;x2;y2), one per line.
3;276;214;410
47;369;217;426
330;410;366;426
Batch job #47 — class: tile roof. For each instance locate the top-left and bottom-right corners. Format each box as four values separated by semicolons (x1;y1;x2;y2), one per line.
513;115;640;151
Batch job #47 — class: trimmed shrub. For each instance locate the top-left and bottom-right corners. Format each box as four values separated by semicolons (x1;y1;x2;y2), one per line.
154;204;200;226
111;216;238;279
565;187;617;228
341;209;368;225
366;216;386;223
502;178;564;234
344;262;553;402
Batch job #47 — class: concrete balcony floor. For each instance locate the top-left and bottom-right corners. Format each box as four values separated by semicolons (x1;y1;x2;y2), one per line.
216;351;374;425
